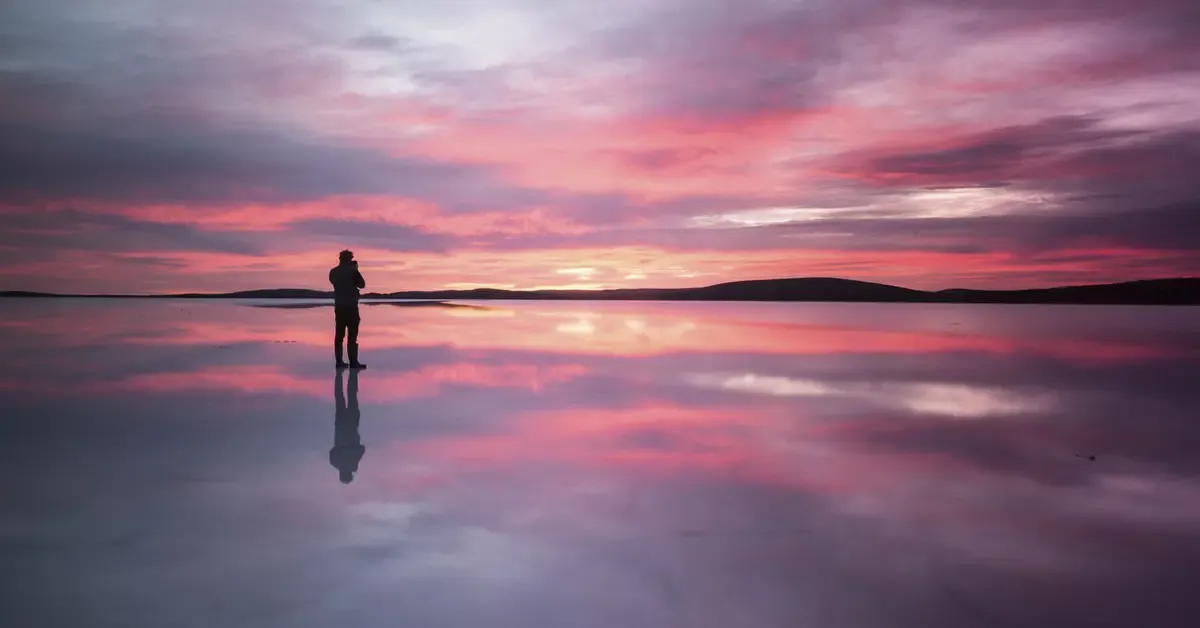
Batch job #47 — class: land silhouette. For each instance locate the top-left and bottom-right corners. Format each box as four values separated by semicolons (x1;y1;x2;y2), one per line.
2;277;1198;305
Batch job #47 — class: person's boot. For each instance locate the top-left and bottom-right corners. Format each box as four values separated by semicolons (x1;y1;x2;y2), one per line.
348;342;366;369
335;344;348;369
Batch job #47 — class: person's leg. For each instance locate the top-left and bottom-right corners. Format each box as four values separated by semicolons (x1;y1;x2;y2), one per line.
334;308;348;366
347;308;364;367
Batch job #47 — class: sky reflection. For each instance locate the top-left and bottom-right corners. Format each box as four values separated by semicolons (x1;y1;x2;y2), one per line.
1;300;1198;627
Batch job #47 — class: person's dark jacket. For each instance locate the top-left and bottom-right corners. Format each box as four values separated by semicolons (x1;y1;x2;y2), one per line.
329;262;366;308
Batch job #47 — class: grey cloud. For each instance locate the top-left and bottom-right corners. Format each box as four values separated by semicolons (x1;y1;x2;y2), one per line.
588;0;1200;139
1044;130;1200;203
0;208;265;256
594;1;888;126
858;116;1136;180
869;141;1026;178
0;69;523;205
842;120;1200;219
792;200;1200;255
0;2;547;208
285;218;450;253
349;33;408;51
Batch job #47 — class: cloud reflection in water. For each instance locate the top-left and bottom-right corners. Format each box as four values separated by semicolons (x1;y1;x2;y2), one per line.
685;372;1057;418
0;300;1197;627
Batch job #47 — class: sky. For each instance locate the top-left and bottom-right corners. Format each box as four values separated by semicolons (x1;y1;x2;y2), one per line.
0;0;1198;293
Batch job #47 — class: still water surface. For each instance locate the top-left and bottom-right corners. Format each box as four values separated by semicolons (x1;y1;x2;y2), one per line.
1;299;1198;628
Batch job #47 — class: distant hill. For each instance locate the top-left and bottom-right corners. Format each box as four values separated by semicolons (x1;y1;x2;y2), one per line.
363;277;931;302
366;277;1200;305
0;290;64;298
179;288;331;299
3;277;1198;305
671;277;930;302
0;288;333;299
936;278;1200;305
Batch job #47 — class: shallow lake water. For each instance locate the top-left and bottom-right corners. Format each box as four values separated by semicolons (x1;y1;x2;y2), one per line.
1;299;1198;628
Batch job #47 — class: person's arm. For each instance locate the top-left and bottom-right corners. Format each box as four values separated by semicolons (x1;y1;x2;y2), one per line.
329;268;336;287
355;269;366;290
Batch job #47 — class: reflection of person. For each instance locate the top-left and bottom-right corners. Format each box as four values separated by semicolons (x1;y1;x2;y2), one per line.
329;249;367;369
331;368;365;484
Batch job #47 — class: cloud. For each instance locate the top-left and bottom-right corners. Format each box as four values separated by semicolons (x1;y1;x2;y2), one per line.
838;116;1200;193
591;0;889;128
0;71;528;205
614;148;722;173
349;33;408;51
286;218;450;253
774;200;1200;256
861;116;1125;179
0;207;264;256
460;200;1200;284
0;1;557;209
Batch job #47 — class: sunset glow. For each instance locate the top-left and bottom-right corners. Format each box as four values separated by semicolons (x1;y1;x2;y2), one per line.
1;0;1198;292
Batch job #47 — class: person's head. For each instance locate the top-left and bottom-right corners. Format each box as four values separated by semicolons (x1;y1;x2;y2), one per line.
339;250;354;264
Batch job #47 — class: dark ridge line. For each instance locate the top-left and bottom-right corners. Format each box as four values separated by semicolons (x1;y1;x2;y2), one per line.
2;277;1198;305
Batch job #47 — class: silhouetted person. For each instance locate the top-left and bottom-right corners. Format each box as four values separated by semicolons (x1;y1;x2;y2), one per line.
329;249;366;369
331;368;365;484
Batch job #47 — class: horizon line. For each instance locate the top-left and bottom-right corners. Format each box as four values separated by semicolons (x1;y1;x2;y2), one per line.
3;275;1197;298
